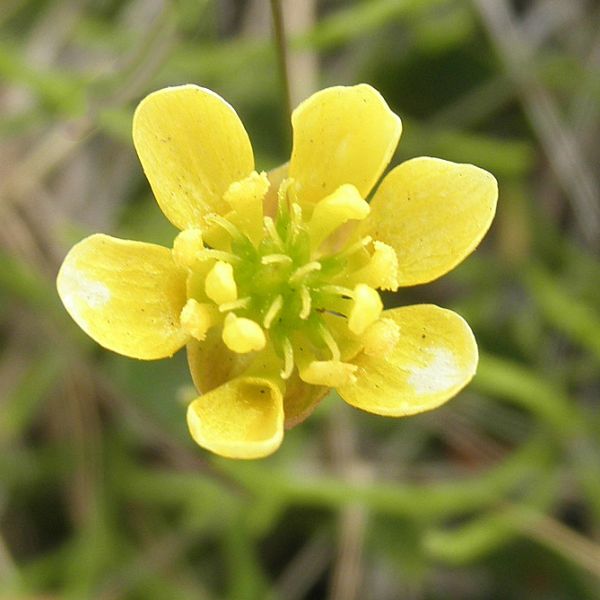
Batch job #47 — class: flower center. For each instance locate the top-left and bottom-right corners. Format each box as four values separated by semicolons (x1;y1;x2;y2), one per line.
174;171;399;386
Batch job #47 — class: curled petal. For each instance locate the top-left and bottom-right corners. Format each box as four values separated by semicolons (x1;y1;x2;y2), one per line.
338;305;478;416
282;371;328;429
289;84;401;206
187;336;327;430
186;333;252;394
133;85;254;230
187;376;284;459
363;157;498;286
57;234;188;359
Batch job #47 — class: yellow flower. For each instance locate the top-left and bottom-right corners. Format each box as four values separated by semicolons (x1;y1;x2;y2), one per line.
57;84;498;459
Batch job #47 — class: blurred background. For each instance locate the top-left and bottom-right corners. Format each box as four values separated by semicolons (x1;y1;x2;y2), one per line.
1;0;600;598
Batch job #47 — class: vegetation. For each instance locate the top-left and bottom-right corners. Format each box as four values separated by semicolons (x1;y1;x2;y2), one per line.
1;1;600;598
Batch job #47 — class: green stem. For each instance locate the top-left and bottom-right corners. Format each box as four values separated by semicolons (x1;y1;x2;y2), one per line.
270;0;292;144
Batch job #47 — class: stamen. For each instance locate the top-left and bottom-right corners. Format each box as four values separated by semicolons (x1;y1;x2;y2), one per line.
276;178;293;219
219;297;251;313
318;323;341;362
291;202;303;224
261;254;293;266
264;216;284;249
204;213;243;240
263;295;283;329
197;249;241;264
280;337;294;380
289;261;321;284
289;202;303;240
299;286;312;320
337;236;372;259
319;284;355;299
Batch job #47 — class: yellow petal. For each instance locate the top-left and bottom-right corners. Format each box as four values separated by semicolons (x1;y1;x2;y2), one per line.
289;84;401;206
187;376;284;459
186;333;253;394
57;234;188;359
338;305;478;416
282;371;328;429
133;85;254;230
362;318;400;356
363;157;498;286
187;335;323;429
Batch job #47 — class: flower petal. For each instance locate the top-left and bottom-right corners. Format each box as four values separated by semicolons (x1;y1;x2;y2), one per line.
57;234;188;359
187;376;284;459
363;157;498;286
337;305;478;416
133;85;254;230
187;336;326;429
186;333;252;394
281;372;328;429
289;84;401;206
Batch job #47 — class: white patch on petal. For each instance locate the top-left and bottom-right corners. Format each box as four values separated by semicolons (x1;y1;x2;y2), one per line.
408;347;460;395
335;137;350;163
61;264;111;318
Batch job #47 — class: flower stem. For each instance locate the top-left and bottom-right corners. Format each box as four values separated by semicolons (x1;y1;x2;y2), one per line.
270;0;292;143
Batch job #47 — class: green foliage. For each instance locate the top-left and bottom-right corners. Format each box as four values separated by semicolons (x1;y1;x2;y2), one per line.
1;1;600;598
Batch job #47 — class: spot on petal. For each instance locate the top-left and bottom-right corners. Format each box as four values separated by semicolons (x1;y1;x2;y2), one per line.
61;264;111;317
407;347;462;396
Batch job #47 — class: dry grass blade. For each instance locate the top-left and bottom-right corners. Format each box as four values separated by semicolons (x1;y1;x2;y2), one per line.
473;0;600;248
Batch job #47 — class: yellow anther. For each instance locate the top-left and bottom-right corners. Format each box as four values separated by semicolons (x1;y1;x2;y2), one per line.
224;171;269;245
261;254;292;266
280;337;294;380
222;314;266;354
299;286;311;320
263;216;284;248
180;299;218;341
204;213;243;240
205;261;238;305
197;249;240;264
348;284;383;335
219;297;251;313
309;184;370;249
289;261;321;284
172;228;203;269
299;360;357;387
362;318;400;356
318;323;341;361
263;295;283;329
